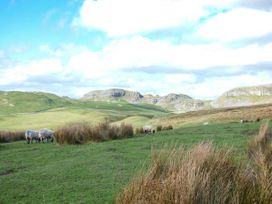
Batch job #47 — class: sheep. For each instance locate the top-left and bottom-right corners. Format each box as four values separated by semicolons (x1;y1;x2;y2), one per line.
39;128;54;143
203;122;209;126
143;125;154;134
25;130;40;144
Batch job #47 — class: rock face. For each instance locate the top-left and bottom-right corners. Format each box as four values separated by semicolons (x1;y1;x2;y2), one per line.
82;89;209;112
82;89;144;103
82;84;272;112
213;84;272;108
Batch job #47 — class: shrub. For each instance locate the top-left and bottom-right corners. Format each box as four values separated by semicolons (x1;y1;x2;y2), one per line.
116;123;272;204
55;122;94;144
156;125;162;132
0;131;25;143
256;117;261;122
162;125;173;131
55;121;134;145
135;127;144;134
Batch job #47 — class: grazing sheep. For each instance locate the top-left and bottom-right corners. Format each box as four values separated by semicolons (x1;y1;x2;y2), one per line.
143;125;154;134
25;130;40;144
240;120;249;123
39;128;54;143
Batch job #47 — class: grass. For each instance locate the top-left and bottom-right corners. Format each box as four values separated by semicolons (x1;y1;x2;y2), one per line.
55;121;134;144
0;98;169;131
154;103;272;128
0;109;109;131
117;123;272;203
0;131;25;143
112;116;152;128
0;121;263;203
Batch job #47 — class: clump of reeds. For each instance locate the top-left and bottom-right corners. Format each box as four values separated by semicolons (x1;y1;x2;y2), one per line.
162;125;173;130
55;121;134;144
156;125;162;132
0;131;25;143
116;123;272;204
135;127;144;134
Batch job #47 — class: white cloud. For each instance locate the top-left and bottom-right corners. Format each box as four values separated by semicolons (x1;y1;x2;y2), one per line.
65;36;272;74
0;58;64;85
164;74;197;84
68;50;104;78
188;72;272;99
73;0;257;37
197;8;272;41
39;44;88;57
73;0;210;36
0;50;4;58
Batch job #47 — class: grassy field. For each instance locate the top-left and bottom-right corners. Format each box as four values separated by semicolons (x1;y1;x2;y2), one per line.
0;121;263;204
154;103;272;128
0;91;170;131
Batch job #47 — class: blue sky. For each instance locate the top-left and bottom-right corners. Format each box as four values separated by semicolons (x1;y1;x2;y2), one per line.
0;0;271;99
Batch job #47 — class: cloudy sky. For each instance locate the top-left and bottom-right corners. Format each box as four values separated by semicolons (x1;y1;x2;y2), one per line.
0;0;271;99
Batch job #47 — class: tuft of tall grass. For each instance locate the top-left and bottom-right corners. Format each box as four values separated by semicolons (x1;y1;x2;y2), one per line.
55;121;134;144
156;125;162;132
117;123;272;204
161;125;173;131
135;127;144;134
0;131;25;143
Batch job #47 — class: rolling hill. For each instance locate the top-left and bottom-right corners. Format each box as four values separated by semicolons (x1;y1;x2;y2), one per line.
0;91;170;130
82;88;211;112
82;85;272;111
213;84;272;108
1;84;272;130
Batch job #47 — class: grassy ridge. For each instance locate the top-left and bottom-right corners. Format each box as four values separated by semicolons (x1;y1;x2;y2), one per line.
0;122;262;203
0;91;170;131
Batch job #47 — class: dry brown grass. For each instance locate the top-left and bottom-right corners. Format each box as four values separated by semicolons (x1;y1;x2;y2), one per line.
156;103;272;128
135;127;144;134
55;121;134;144
0;131;25;143
116;123;272;204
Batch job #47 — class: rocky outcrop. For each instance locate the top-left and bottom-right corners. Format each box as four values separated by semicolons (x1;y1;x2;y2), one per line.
82;89;144;103
82;89;209;112
213;84;272;108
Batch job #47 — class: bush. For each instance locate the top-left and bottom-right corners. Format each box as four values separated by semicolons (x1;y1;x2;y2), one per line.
135;127;144;134
0;131;25;143
162;125;173;131
55;121;134;145
156;125;162;132
116;123;272;204
55;122;94;144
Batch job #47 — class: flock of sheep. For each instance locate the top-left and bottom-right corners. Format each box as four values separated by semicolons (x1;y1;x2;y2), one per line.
25;128;54;144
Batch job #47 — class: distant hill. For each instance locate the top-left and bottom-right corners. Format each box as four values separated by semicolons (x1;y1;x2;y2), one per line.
0;91;75;114
2;84;272;115
82;89;210;112
0;91;168;116
213;84;272;108
82;89;144;103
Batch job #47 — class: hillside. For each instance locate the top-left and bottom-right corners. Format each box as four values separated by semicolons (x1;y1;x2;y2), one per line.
0;91;76;115
213;84;272;108
0;91;170;131
82;89;210;112
155;103;272;128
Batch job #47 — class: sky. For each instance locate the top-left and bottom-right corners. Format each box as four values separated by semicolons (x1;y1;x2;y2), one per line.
0;0;271;99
